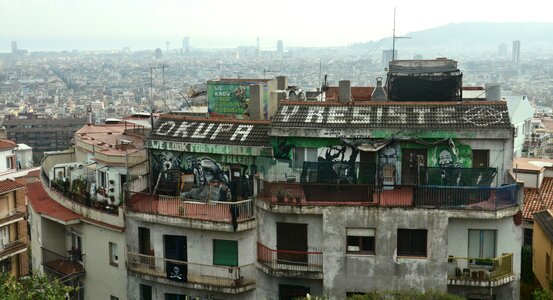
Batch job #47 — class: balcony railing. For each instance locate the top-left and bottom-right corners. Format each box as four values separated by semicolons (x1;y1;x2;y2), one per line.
414;184;518;210
0;237;27;258
43;171;119;215
257;243;323;274
41;247;85;277
127;251;255;290
259;179;518;211
127;192;254;223
447;253;514;286
258;180;379;206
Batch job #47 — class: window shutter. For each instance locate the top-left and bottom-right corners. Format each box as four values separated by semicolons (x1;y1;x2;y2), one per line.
213;240;238;267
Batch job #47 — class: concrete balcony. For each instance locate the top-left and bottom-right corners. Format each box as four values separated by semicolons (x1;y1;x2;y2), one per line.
126;251;255;294
0;205;26;227
126;192;255;232
41;247;85;279
447;253;515;287
257;179;520;218
256;243;323;279
0;237;27;261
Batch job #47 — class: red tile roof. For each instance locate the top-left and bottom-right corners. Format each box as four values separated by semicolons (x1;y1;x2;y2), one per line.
0;139;17;150
27;181;80;223
524;177;553;220
0;179;25;193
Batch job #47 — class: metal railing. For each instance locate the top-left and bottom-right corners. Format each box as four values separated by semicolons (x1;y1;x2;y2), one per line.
414;184;518;210
43;170;119;215
258;180;377;205
41;247;85;277
447;253;513;283
127;192;254;223
257;243;323;273
126;251;255;288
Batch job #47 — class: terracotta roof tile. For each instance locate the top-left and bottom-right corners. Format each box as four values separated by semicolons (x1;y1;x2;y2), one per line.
0;179;25;193
26;181;80;223
0;139;17;150
523;178;553;220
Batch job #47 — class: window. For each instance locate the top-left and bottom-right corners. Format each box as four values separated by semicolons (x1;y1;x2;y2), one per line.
165;294;188;300
213;239;238;267
6;156;14;170
294;147;317;168
110;296;119;300
397;229;427;257
0;257;11;273
99;171;108;187
140;284;152;300
109;242;118;267
468;229;496;258
71;231;83;263
346;228;375;254
547;253;551;279
0;226;9;248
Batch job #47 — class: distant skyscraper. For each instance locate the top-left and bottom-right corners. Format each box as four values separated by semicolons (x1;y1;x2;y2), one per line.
512;40;521;63
498;43;508;57
182;36;190;52
154;48;162;59
166;41;170;53
11;41;17;54
256;37;260;58
382;49;398;68
413;54;423;60
277;40;284;53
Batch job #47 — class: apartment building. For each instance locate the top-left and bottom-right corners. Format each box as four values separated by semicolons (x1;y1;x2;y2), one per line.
2;112;87;162
533;209;553;291
123;59;522;300
0;138;34;279
28;121;148;300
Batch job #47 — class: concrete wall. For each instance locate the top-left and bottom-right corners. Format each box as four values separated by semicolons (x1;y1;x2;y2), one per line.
66;223;127;300
126;217;256;299
463;138;512;185
321;207;449;298
127;277;256;300
515;172;540;188
533;221;553;290
0;149;13;172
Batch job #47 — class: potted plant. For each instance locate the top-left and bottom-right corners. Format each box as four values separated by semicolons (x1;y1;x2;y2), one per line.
276;189;286;203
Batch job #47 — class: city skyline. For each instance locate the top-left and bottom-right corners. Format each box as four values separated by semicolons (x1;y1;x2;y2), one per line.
1;0;553;51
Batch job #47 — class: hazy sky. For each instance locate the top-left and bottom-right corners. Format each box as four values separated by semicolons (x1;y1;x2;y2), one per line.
1;0;552;51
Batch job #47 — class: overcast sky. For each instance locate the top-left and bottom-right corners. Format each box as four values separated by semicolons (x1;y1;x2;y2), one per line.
1;0;552;51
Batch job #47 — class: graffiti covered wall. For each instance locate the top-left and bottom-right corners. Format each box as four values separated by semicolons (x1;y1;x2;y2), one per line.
207;82;269;118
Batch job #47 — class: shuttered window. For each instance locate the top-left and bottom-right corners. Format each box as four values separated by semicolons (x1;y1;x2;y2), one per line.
213;239;238;267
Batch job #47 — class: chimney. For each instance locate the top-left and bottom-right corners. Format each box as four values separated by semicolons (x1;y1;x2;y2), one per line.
249;84;264;120
86;107;92;125
276;76;288;90
339;80;351;103
269;91;285;119
371;77;387;102
485;83;501;101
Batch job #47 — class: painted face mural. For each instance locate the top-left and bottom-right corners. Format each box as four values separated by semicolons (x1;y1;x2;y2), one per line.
151;151;253;201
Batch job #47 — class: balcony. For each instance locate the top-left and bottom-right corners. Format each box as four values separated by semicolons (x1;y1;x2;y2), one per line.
127;192;255;231
0;237;27;261
46;173;119;215
41;247;85;278
256;243;323;279
447;253;515;287
414;184;518;210
0;205;26;226
126;251;255;294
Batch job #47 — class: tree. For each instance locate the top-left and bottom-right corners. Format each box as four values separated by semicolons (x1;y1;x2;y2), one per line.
0;272;74;300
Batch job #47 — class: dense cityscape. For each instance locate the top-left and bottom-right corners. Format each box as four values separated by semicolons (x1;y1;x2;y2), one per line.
2;10;553;300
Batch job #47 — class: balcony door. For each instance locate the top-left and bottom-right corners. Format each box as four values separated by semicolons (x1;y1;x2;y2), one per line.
164;235;187;282
401;149;427;185
277;222;308;264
